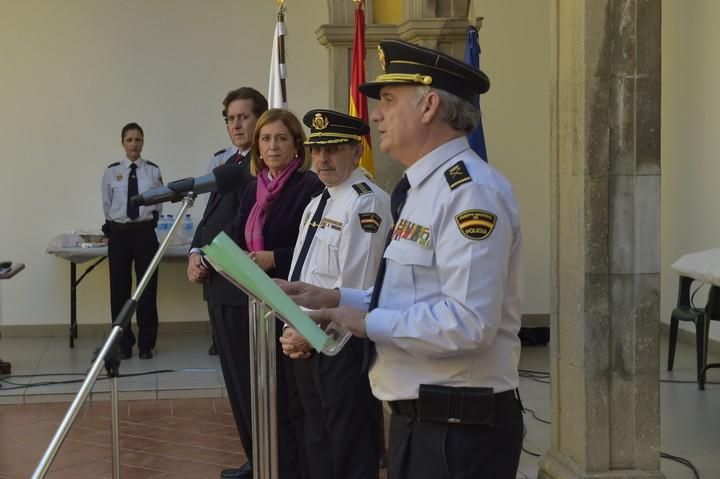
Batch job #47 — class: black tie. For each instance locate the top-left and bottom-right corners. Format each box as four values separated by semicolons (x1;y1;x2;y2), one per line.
126;163;139;220
369;175;410;310
290;189;331;281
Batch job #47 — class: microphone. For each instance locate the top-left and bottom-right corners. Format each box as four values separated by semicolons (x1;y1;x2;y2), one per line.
131;163;249;207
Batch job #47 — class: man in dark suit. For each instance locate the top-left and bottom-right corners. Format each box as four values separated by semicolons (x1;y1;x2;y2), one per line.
187;87;267;479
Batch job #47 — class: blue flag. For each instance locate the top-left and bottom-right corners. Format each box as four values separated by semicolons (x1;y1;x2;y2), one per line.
464;26;488;162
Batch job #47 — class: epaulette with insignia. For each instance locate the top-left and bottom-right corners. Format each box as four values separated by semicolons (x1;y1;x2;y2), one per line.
107;162;120;168
352;182;373;196
444;161;472;190
214;148;227;157
358;212;382;233
146;160;159;168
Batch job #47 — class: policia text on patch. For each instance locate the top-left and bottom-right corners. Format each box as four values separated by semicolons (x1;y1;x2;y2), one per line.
455;209;496;240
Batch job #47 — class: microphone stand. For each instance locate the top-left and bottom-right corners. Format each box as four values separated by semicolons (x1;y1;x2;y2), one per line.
32;194;196;479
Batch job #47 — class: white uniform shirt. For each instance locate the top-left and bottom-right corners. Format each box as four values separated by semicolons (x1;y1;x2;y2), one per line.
102;157;163;222
289;168;391;290
341;137;523;401
205;146;239;174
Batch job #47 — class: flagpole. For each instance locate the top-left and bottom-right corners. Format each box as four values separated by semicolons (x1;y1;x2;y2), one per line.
276;0;288;107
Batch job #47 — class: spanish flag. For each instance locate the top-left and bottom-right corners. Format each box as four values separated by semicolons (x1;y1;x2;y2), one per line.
349;0;374;176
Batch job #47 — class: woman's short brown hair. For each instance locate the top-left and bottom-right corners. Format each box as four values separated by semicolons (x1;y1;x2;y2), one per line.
250;109;311;176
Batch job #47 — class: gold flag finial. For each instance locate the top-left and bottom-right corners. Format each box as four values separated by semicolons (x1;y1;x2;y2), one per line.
276;0;285;5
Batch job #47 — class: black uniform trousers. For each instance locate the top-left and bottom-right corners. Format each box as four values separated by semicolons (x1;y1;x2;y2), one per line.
210;303;306;479
387;391;523;479
107;226;159;352
294;337;379;479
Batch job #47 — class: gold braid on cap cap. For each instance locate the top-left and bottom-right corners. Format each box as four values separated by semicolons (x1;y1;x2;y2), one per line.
306;132;363;143
374;73;433;85
393;60;469;80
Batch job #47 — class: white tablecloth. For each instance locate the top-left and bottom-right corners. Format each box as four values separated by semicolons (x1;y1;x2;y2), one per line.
671;248;720;287
46;234;190;263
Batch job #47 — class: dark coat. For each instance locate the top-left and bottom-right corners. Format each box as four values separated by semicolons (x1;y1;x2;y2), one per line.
233;170;324;281
190;152;252;305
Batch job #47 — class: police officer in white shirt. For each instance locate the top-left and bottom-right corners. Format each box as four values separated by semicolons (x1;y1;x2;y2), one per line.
279;40;524;478
102;122;163;360
279;110;391;479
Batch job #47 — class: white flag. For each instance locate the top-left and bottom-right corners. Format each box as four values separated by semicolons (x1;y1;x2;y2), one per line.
267;20;287;109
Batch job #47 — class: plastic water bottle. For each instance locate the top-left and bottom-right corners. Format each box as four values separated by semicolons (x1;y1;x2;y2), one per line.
181;214;194;244
322;322;353;356
165;214;175;235
156;214;167;239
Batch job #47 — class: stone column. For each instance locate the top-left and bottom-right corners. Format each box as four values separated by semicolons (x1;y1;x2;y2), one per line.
539;1;662;478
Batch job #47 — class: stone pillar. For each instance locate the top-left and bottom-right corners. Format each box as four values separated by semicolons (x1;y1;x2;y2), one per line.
316;0;475;191
539;1;662;478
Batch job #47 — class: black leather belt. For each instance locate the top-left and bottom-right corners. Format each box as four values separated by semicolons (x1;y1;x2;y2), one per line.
390;388;519;424
103;220;155;233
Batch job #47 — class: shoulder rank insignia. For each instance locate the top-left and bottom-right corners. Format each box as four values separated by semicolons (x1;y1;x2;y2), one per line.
352;182;373;196
107;161;120;168
358;213;381;233
455;210;496;240
444;161;471;190
146;160;159;168
214;148;227;157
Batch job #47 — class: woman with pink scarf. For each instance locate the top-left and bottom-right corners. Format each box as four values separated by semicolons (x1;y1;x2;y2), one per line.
232;108;323;479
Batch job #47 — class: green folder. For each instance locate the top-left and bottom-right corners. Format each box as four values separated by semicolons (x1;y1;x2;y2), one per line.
201;232;330;352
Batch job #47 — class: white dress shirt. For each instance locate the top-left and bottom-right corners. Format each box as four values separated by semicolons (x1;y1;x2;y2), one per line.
289;168;391;290
341;137;523;401
102;157;163;223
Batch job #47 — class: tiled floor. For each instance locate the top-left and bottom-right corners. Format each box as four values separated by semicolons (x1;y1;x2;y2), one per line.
1;331;719;478
0;398;244;478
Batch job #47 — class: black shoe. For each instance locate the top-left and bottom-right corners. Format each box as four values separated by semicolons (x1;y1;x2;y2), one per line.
208;343;218;356
221;462;252;479
120;348;132;360
139;349;153;360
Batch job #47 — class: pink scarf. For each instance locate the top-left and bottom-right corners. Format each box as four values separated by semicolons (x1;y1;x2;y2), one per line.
244;157;302;251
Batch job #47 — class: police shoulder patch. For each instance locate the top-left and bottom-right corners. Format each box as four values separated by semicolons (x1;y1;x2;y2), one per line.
455;209;497;240
213;148;227;157
146;160;159;168
358;212;382;233
352;182;373;196
444;161;472;190
107;162;120;168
